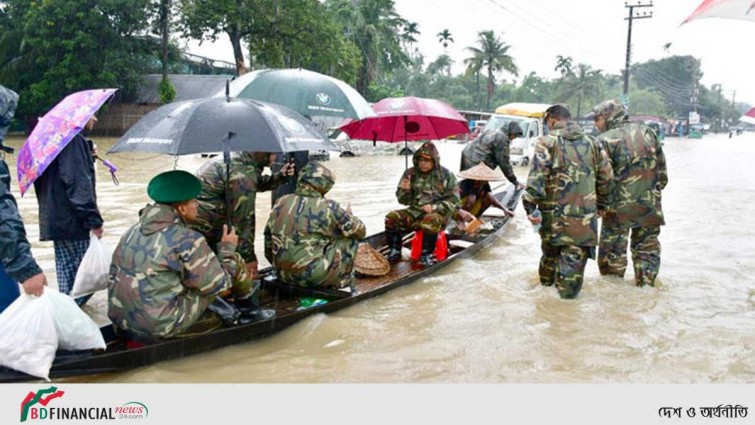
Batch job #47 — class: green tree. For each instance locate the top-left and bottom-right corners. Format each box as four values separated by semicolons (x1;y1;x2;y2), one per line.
557;63;602;117
427;54;453;78
631;55;702;116
437;29;453;49
464;30;518;110
1;0;153;117
554;55;573;77
327;0;410;95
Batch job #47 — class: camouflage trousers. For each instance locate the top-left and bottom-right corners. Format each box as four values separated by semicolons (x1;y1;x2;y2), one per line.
278;238;359;288
539;241;591;299
598;224;661;287
385;209;446;235
228;252;255;300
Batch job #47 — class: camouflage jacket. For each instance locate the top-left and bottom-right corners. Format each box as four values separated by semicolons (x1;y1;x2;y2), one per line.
460;128;518;185
597;120;667;227
108;203;238;339
264;163;365;285
0;158;43;283
397;142;460;219
522;121;613;247
191;153;285;262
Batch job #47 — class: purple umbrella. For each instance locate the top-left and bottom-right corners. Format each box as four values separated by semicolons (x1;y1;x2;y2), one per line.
16;88;117;196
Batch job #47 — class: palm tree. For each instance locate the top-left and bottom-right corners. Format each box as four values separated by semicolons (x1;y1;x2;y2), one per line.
554;55;573;77
464;30;518;110
558;63;602;117
437;29;454;49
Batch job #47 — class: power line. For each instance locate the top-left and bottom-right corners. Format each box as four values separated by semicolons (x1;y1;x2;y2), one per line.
623;1;653;96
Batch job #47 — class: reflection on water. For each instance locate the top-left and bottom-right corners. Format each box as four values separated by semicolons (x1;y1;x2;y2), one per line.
2;134;755;383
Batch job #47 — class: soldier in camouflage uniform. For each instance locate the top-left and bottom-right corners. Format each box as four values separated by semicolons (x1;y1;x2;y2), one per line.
461;123;525;190
523;105;613;299
108;170;274;341
385;142;460;266
191;152;294;279
264;162;365;288
1;85;46;313
592;99;668;287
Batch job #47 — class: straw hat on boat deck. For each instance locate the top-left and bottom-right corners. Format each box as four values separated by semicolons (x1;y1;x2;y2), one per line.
354;243;390;276
457;163;505;181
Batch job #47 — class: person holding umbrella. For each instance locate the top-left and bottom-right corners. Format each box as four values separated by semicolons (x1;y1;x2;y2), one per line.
191;152;295;280
108;170;275;341
384;142;460;267
1;85;46;313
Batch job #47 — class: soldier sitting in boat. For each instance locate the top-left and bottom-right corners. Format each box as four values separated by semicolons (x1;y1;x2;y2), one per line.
108;170;275;342
264;162;366;289
456;163;515;219
384;141;460;266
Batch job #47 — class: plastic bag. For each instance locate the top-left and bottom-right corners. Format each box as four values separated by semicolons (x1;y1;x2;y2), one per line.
71;233;112;297
47;290;106;351
0;293;57;381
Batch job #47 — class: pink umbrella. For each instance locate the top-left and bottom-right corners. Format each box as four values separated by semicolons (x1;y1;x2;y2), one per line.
16;88;117;196
339;96;469;167
682;0;755;24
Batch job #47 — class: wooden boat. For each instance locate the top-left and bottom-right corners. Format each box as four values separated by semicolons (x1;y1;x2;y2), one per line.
0;186;521;383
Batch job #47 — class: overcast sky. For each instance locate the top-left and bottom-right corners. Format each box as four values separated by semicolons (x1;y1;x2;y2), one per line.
186;0;755;105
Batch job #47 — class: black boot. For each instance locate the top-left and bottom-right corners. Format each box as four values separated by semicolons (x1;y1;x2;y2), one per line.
418;231;438;267
235;296;276;325
207;297;241;326
385;230;403;263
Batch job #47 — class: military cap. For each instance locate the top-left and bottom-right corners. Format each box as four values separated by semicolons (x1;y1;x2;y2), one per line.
147;170;202;204
592;99;627;122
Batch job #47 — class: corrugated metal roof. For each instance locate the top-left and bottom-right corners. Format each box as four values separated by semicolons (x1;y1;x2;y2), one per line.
134;74;232;104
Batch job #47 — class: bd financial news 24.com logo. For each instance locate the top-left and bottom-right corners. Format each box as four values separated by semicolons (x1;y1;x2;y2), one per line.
20;386;149;422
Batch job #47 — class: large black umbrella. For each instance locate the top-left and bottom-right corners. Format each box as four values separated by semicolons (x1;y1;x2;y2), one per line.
109;96;335;155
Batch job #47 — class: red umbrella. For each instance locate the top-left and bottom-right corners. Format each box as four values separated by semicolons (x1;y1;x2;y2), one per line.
339;96;469;167
682;0;755;24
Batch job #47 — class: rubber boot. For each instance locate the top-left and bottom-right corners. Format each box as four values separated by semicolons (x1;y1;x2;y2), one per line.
235;290;276;325
418;231;438;267
385;230;403;263
207;297;241;326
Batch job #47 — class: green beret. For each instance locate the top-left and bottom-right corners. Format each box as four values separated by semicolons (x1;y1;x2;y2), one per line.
147;170;202;204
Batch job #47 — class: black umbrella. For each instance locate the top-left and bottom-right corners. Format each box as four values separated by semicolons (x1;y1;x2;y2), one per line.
109;91;336;225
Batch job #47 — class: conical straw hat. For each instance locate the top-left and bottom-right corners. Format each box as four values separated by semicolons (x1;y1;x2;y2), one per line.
457;163;505;181
354;243;390;276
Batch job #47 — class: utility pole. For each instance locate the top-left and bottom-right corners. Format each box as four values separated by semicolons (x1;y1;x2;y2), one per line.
623;2;654;96
716;84;723;133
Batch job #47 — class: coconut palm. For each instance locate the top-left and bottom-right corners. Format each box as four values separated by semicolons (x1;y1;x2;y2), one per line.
554;55;573;77
437;29;454;49
464;30;518;110
558;63;602;117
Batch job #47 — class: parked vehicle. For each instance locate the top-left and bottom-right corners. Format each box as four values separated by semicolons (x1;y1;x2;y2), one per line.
484;103;550;166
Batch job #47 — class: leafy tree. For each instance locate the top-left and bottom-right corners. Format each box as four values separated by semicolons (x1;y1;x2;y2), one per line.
631;55;702;116
437;29;453;49
556;63;602;117
0;0;153;117
464;30;518;110
327;0;410;94
427;54;453;78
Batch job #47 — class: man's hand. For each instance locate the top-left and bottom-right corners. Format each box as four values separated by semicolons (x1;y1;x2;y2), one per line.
399;178;410;190
421;204;433;214
245;260;259;280
22;273;46;296
92;227;104;239
221;224;238;246
458;209;475;223
280;162;295;177
502;207;515;217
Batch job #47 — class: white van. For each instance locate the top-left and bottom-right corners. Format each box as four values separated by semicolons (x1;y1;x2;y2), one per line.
483;103;550;166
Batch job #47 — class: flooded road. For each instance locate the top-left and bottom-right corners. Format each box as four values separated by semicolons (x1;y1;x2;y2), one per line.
3;133;754;383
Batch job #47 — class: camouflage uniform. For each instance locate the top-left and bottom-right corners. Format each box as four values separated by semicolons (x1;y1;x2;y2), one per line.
385;142;460;235
461;128;520;186
191;153;286;263
593;100;668;286
264;163;366;288
522;121;613;299
108;203;252;340
1;86;41;312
